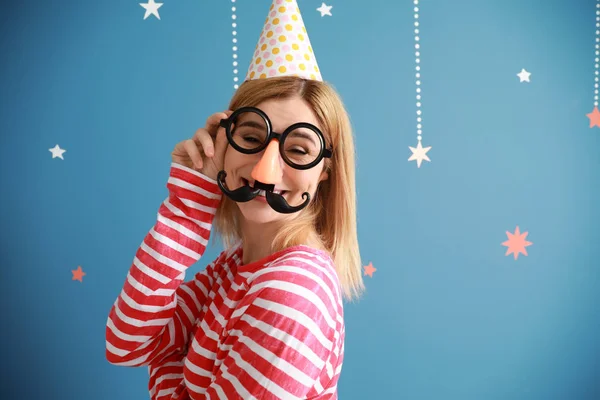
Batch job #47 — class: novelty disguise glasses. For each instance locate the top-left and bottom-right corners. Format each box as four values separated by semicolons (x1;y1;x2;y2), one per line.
216;106;333;214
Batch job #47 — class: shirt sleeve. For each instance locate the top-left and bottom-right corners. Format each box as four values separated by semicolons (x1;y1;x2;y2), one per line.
105;162;223;367
203;254;342;399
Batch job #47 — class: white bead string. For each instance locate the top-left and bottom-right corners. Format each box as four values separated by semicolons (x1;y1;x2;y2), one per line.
232;0;239;90
595;1;599;107
408;0;432;168
415;0;422;143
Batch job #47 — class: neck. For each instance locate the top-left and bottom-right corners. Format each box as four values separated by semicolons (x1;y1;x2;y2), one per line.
238;210;324;265
239;219;285;265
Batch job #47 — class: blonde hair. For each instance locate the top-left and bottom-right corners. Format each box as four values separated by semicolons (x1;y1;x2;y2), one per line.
213;76;365;302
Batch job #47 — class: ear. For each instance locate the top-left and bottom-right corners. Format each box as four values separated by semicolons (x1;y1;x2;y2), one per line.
319;169;329;182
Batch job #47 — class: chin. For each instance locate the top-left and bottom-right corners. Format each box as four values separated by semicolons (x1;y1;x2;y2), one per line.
237;200;288;225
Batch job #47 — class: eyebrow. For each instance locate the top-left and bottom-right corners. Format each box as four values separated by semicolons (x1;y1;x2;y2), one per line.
237;120;265;130
237;120;319;146
287;130;317;147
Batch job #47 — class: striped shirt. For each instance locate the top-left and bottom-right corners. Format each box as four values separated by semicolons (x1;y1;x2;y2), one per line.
105;163;345;399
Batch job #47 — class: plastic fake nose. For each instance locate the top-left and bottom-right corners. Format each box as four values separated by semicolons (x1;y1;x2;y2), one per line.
251;140;283;184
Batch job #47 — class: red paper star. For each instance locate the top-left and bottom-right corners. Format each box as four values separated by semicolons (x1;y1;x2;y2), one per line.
72;266;86;282
586;106;600;128
363;262;376;278
502;226;532;260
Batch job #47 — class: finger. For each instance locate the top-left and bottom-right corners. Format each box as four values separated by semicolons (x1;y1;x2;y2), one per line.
193;128;215;157
183;139;203;169
205;111;230;137
214;124;229;160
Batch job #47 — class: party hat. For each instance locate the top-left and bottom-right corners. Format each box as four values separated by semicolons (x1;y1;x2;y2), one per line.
245;0;322;82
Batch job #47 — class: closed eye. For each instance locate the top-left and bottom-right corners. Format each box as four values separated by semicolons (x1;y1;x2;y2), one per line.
289;148;308;155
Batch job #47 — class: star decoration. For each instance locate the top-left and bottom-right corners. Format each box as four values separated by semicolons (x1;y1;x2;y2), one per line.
317;2;333;17
140;0;163;20
72;266;86;282
408;141;431;168
363;262;376;278
49;144;66;160
502;226;532;260
586;106;600;128
517;68;531;83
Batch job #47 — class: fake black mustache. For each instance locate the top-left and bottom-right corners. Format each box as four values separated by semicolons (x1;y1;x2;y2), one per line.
216;170;310;214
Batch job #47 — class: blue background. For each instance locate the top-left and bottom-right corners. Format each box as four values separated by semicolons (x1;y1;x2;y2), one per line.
1;0;599;398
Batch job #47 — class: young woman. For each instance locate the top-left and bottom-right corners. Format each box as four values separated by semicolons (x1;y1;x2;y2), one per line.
106;2;364;398
105;76;364;399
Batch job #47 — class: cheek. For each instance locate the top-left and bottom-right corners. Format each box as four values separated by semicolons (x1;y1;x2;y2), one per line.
287;170;322;192
223;148;241;171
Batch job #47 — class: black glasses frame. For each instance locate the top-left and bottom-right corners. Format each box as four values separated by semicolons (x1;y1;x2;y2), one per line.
219;106;333;170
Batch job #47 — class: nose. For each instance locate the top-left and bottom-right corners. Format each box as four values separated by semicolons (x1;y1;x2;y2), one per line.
251;139;283;184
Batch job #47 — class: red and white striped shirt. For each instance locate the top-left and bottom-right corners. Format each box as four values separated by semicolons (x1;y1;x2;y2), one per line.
105;163;345;399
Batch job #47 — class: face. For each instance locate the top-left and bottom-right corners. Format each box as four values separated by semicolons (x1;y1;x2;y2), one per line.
223;96;329;225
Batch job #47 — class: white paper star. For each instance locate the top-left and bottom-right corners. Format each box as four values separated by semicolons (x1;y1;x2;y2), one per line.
517;68;531;82
140;0;163;20
317;3;333;17
49;144;66;160
408;141;431;168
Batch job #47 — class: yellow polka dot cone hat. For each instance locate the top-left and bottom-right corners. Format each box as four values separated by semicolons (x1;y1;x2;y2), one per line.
246;0;322;82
